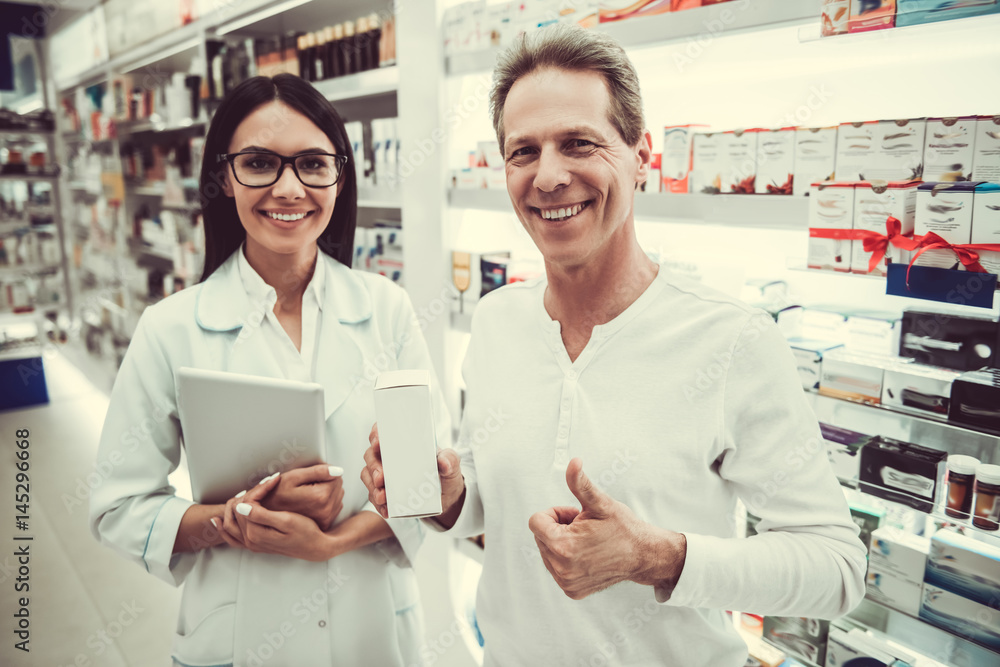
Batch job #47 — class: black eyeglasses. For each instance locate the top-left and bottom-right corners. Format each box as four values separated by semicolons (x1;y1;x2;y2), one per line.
218;151;348;188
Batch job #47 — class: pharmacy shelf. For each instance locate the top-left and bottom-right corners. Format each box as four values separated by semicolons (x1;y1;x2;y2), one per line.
849;597;1000;662
805;389;1000;464
115;118;205;135
0;264;62;279
0;128;54;138
798;10;1000;44
448;189;808;230
0;223;57;236
357;185;402;209
0;173;59;183
313;66;399;103
446;0;818;76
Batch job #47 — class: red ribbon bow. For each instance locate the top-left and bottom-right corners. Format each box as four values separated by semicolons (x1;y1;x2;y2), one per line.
809;216;916;274
905;233;1000;286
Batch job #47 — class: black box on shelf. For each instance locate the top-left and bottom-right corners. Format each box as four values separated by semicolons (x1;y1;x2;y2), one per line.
858;435;946;514
899;309;999;371
948;368;1000;433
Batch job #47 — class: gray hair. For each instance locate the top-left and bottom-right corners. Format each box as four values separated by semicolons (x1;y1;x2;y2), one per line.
489;24;645;158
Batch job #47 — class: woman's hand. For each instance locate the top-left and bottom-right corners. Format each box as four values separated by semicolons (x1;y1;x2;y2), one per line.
259;463;345;531
215;475;335;562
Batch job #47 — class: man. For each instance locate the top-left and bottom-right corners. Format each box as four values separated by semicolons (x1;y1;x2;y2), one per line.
363;24;866;666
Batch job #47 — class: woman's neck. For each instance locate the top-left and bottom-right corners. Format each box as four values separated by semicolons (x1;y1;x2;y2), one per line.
243;242;318;308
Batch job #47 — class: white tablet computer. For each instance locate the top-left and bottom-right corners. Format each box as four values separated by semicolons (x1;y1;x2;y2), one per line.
177;367;325;504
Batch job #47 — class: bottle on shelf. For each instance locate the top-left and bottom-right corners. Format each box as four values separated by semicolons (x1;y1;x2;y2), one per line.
302;32;316;81
322;26;338;79
356;16;371;72
314;30;327;81
367;13;382;72
342;21;356;75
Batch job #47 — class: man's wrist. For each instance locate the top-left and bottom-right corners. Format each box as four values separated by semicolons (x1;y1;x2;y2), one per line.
631;526;687;594
433;484;467;530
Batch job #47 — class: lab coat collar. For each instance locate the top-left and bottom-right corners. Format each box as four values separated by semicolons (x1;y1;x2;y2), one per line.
195;250;372;331
195;250;372;418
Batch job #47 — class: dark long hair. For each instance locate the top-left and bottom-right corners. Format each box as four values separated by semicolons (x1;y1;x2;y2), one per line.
198;74;358;281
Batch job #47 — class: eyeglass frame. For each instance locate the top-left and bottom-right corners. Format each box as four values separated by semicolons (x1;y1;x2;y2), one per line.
217;151;349;188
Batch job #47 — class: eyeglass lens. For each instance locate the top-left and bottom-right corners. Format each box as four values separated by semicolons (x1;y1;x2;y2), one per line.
232;153;341;187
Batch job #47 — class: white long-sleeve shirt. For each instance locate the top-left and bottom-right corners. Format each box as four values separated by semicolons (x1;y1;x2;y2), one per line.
445;264;867;666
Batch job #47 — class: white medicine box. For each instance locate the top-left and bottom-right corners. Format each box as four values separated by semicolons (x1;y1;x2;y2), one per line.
373;370;442;519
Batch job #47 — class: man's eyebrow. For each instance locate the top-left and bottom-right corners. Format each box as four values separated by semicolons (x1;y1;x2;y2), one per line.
505;126;604;147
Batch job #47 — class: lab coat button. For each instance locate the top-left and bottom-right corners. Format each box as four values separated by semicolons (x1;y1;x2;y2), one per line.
318;620;327;628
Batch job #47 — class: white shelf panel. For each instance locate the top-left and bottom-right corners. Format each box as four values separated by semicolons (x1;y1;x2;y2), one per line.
448;189;808;230
447;0;818;75
357;186;402;209
312;67;399;103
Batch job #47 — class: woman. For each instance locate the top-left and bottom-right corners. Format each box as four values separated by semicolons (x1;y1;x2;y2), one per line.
89;74;450;667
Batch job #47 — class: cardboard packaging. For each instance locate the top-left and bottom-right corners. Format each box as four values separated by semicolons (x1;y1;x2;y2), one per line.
598;0;672;23
848;0;897;33
661;124;707;193
788;338;844;390
822;0;851;35
897;0;1000;27
755;128;795;195
480;252;510;299
845;311;902;357
849;500;885;552
835;121;878;181
762;616;830;667
821;422;870;485
825;628;915;667
913;181;977;269
898;308;998;371
920;584;1000;652
922;116;977;182
793;126;838;195
801;306;851;342
808;182;856;272
372;370;442;518
722;129;760;193
880;362;960;418
972;184;1000;275
858;435;946;514
865;567;924;615
925;528;1000;607
851;181;918;276
475;140;503;168
948;368;1000;432
871;118;926;182
819;349;899;405
868;526;930;584
973;114;1000;184
690;132;724;194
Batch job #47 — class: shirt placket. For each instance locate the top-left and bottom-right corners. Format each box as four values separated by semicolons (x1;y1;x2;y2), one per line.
554;368;578;467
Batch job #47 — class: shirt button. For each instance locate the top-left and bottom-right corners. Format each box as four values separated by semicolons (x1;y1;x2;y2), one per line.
567;370;577;380
318;620;327;628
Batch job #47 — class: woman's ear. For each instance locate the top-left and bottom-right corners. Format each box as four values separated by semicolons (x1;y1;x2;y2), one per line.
221;170;234;197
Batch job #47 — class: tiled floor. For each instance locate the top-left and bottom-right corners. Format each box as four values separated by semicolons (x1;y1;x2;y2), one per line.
0;349;180;667
0;347;478;667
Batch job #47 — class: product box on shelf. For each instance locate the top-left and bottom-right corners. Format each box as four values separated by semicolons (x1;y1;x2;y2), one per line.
819;349;901;405
869;526;930;584
848;0;897;33
661;124;707;193
858;435;947;514
690;132;724;194
821;422;871;485
881;362;960;418
924;528;1000;607
822;0;852;35
640;153;661;193
897;0;1000;27
598;0;672;23
845;311;902;357
948;367;1000;432
788;338;844;390
922;116;977;182
835;121;877;181
973;114;1000;184
755;128;795;195
898;308;998;371
372;370;441;519
722;129;760;194
480;252;510;299
475;140;503;169
920;584;1000;651
762;616;830;666
865;566;924;615
851;180;918;276
850;501;886;552
558;1;600;28
808;182;856;272
912;181;979;269
872;118;926;182
801;305;852;341
972;183;1000;275
825;628;915;667
793;126;838;195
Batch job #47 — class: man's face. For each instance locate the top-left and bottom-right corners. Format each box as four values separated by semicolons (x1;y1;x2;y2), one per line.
502;67;650;270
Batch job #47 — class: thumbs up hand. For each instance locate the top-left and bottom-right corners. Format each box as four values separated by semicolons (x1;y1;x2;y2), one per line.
528;458;687;601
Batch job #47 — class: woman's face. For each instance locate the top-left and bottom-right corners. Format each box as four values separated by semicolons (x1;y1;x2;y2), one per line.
222;101;342;265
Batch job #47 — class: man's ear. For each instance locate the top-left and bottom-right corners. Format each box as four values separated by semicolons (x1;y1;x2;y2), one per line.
634;129;653;190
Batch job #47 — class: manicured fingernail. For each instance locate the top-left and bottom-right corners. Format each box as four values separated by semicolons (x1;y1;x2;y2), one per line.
329;466;344;477
236;503;252;516
235;490;246;498
210;518;218;528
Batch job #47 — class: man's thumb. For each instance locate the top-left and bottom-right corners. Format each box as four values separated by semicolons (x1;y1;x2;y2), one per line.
566;458;606;513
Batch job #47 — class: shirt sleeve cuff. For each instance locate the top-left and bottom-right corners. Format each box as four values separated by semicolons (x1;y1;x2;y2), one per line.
143;495;196;586
655;532;705;607
420;481;484;539
363;502;426;568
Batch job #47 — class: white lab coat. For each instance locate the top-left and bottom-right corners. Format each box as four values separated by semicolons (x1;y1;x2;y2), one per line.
89;250;451;667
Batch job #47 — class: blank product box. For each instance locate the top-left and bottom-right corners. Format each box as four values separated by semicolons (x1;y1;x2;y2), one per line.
373;370;442;519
